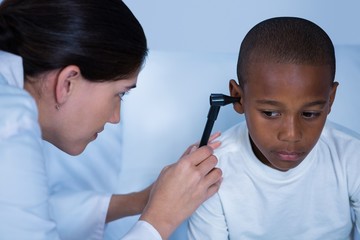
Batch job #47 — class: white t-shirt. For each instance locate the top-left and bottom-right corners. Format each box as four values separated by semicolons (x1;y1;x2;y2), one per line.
188;121;360;240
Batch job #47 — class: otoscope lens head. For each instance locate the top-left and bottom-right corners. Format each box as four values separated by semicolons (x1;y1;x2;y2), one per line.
210;93;240;106
210;94;226;106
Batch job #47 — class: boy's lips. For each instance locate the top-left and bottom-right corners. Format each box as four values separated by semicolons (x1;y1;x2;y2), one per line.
276;151;305;161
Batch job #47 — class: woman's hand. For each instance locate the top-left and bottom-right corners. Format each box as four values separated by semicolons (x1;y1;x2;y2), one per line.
180;131;221;157
139;133;222;239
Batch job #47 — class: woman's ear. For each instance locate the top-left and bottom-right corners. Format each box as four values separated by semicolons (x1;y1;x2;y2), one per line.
229;79;244;114
55;65;81;106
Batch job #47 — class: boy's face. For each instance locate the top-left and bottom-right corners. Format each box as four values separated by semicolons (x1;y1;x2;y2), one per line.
230;62;338;171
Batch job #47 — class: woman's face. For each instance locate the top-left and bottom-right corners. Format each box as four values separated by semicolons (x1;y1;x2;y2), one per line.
62;75;138;155
36;68;139;155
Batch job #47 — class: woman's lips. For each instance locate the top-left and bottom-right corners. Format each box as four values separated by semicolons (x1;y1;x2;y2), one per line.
92;129;103;140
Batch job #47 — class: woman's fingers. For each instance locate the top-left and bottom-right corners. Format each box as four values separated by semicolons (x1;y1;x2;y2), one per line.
182;131;222;157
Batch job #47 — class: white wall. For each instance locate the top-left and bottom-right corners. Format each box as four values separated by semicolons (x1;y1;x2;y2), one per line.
124;0;360;53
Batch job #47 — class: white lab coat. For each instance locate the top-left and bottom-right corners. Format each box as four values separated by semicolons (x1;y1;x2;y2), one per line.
0;51;161;240
0;51;60;239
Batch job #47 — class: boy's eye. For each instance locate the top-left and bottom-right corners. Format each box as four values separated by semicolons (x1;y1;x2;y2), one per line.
262;111;280;118
302;111;321;119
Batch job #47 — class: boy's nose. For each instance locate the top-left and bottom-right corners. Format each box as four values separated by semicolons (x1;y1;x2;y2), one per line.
278;116;302;142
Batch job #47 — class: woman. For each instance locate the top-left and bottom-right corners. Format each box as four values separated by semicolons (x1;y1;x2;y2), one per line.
0;0;222;239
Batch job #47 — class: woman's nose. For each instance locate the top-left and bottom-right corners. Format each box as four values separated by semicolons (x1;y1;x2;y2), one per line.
108;101;121;124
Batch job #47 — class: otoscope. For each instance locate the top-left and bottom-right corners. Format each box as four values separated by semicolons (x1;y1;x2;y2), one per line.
199;93;240;147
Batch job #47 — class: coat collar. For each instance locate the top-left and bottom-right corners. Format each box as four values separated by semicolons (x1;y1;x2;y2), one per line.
0;50;24;88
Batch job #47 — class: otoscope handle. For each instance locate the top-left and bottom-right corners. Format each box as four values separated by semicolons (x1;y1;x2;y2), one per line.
199;106;220;147
199;93;239;147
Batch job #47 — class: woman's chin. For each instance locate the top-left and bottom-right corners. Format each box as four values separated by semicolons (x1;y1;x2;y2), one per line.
62;143;88;156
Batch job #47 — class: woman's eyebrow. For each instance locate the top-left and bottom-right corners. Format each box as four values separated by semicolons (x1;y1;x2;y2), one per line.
125;84;137;90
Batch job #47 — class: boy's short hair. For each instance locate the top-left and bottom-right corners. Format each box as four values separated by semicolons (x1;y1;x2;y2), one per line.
237;17;335;88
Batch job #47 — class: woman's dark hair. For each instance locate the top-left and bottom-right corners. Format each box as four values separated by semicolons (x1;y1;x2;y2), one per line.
237;17;335;88
0;0;148;81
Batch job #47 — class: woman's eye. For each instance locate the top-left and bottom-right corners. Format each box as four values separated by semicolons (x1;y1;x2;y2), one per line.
118;91;130;100
262;111;280;118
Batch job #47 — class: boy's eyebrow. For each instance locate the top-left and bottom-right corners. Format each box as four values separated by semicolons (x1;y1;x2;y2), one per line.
256;99;328;108
303;100;327;108
255;100;283;107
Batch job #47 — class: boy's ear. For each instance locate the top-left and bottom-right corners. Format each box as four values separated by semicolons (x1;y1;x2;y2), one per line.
55;65;81;105
328;81;339;114
229;79;244;114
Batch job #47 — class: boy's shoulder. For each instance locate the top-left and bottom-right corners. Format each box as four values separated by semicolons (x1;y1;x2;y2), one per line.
319;120;360;159
215;121;248;156
321;120;360;143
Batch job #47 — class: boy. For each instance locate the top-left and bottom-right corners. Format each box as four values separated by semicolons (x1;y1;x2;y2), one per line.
188;17;360;239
